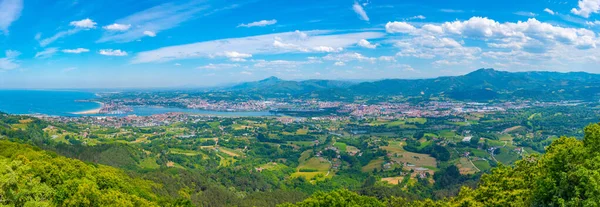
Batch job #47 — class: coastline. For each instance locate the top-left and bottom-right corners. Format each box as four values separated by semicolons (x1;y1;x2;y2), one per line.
73;101;104;115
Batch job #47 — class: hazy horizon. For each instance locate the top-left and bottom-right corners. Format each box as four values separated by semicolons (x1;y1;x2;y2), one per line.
1;67;598;90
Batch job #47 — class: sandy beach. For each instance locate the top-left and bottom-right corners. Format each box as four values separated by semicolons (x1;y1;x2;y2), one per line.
73;102;104;115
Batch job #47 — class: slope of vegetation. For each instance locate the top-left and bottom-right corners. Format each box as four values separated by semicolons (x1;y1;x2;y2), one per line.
283;123;600;206
0;140;168;207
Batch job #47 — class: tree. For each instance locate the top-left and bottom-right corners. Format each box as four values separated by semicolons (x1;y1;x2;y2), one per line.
279;189;385;207
413;131;425;139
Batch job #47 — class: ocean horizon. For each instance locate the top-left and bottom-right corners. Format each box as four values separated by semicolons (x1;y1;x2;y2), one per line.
0;90;101;116
0;90;274;117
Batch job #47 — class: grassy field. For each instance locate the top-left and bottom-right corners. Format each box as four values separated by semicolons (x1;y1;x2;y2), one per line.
362;157;385;172
333;142;347;152
232;124;252;130
385;120;405;127
457;157;478;174
299;150;312;162
494;148;520;164
381;176;405;185
258;162;287;171
346;146;360;154
470;149;489;157
439;130;457;138
292;156;332;180
503;126;524;133
405;117;427;124
392;151;437;169
499;134;513;141
170;148;205;157
473;160;492;171
486;139;505;147
296;128;309;135
381;141;404;154
216;153;237;167
139;157;160;169
208;121;220;129
218;147;244;157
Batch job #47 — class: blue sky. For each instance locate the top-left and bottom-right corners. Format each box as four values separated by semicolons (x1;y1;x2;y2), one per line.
1;0;600;88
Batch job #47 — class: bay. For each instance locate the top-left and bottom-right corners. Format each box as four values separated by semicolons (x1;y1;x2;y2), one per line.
0;90;274;117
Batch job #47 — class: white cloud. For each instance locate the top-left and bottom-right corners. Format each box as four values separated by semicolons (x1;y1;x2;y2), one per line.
357;39;378;49
38;29;80;47
386;21;416;33
544;8;555;15
252;59;316;69
571;0;600;18
587;20;600;26
219;51;252;61
334;61;345;66
352;2;369;21
394;36;479;60
99;49;128;56
0;0;23;34
38;18;97;47
323;52;376;63
379;16;600;71
174;63;181;66
97;2;207;43
70;18;97;29
238;19;277;27
35;48;59;59
378;56;396;62
514;11;538;17
224;51;252;58
434;17;597;50
312;46;343;52
143;31;156;37
197;63;240;70
240;71;253;75
271;31;344;53
103;23;131;31
132;30;384;63
0;50;19;70
62;48;90;54
432;59;470;67
422;24;444;34
407;15;426;20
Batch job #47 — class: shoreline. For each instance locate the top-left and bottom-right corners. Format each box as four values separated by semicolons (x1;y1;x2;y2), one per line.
73;101;104;115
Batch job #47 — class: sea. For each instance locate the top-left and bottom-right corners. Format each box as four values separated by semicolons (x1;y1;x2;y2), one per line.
0;90;274;117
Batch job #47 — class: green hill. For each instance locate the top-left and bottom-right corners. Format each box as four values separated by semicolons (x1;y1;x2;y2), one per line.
225;68;600;101
0;140;166;206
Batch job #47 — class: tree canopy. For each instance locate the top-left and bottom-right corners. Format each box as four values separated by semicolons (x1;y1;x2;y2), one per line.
0;140;167;207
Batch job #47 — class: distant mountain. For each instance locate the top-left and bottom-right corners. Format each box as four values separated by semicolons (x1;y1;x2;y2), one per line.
224;69;600;101
227;76;355;97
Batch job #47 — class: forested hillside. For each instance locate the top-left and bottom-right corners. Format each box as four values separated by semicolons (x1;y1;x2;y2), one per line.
222;69;600;101
0;140;169;206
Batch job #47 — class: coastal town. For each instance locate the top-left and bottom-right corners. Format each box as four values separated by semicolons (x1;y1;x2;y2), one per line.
70;93;587;120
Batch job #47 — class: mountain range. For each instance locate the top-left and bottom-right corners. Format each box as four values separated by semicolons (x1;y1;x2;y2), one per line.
224;69;600;101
